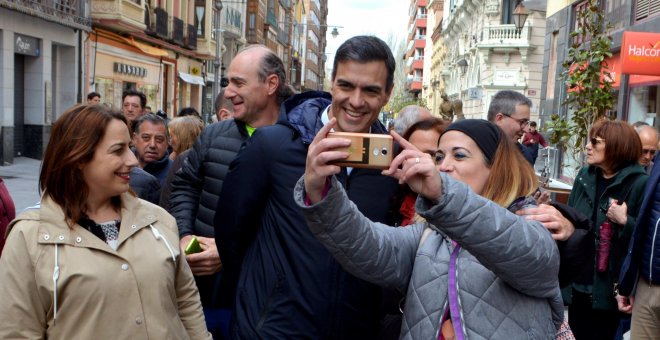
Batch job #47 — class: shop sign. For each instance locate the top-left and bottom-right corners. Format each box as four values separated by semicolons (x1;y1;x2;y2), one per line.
14;34;39;57
621;31;660;76
114;62;147;77
493;70;517;85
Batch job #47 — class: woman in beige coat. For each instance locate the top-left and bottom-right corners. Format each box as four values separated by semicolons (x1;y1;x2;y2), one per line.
0;104;211;339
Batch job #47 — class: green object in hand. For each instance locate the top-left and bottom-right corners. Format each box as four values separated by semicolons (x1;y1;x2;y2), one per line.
184;236;203;255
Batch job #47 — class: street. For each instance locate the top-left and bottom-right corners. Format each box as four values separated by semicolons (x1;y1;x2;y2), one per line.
0;157;41;213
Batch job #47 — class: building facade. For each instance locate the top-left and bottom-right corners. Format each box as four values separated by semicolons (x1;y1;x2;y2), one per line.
423;0;446;116
0;0;91;164
405;0;428;98
540;0;660;179
438;0;547;122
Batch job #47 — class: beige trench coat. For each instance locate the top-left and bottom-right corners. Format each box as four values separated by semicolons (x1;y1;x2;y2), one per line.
0;193;211;339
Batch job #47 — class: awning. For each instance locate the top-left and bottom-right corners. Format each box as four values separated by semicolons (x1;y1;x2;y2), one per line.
123;37;168;57
179;72;206;86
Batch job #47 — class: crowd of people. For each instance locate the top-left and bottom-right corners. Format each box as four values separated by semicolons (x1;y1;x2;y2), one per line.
0;35;659;340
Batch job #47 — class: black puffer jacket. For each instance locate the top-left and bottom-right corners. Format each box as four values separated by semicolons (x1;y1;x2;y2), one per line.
214;91;402;339
170;119;248;238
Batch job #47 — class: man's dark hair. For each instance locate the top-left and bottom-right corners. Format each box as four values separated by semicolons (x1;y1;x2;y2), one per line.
122;89;147;109
178;107;200;118
87;92;100;101
133;113;167;136
529;121;537;127
332;36;396;91
487;90;532;121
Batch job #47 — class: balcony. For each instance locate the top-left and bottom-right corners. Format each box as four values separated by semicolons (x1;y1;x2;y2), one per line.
153;7;169;39
172;17;184;45
185;24;197;50
1;0;91;30
476;24;534;63
91;0;149;32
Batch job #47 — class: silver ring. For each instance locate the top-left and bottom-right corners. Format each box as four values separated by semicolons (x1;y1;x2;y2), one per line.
415;157;420;164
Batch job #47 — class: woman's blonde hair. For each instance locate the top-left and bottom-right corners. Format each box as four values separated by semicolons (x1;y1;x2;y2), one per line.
169;116;204;154
481;137;538;207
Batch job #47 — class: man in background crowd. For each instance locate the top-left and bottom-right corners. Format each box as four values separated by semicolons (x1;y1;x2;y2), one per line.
169;45;291;338
634;123;658;174
522;121;549;165
487;90;535;165
87;92;100;105
215;89;234;122
392;105;432;135
122;90;147;130
133;114;172;186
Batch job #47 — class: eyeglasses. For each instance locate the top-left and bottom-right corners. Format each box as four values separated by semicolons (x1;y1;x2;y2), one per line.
642;149;657;156
502;114;530;128
589;137;606;146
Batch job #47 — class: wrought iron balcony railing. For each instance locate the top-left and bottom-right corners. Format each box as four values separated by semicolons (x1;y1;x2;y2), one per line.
185;24;197;50
0;0;91;31
172;17;184;45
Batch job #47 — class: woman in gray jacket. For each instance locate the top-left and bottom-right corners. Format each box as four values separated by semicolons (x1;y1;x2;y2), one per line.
296;119;563;339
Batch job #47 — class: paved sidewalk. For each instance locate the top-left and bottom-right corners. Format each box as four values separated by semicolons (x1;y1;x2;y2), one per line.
0;157;41;213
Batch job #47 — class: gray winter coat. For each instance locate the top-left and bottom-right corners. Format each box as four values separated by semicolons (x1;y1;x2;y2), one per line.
294;173;564;340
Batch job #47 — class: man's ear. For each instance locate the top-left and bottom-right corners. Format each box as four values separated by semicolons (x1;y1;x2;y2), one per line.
494;113;505;122
266;74;279;96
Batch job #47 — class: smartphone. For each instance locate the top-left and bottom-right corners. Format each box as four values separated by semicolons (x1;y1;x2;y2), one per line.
184;236;203;255
326;132;393;169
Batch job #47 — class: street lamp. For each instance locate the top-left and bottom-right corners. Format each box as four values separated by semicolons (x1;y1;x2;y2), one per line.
212;0;223;104
512;2;529;32
457;59;468;75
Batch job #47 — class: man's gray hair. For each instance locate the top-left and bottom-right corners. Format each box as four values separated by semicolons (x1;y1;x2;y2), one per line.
487;90;532;121
393;105;432;135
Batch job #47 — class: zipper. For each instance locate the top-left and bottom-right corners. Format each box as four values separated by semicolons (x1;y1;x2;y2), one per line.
437;301;449;339
649;217;660;284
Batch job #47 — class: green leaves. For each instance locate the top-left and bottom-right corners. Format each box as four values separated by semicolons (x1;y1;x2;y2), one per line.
545;0;615;169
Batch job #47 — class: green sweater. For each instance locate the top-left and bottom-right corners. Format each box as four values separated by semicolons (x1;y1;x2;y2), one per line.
567;164;648;310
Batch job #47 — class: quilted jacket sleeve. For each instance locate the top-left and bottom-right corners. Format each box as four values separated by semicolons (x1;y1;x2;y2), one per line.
416;172;560;299
169;129;208;238
294;176;423;292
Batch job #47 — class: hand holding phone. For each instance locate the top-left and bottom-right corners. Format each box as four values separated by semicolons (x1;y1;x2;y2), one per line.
326;132;393;169
184;236;203;255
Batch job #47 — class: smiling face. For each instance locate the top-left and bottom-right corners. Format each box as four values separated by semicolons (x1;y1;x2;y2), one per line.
224;47;277;126
81;119;138;201
329;60;392;133
436;130;491;195
494;104;530;142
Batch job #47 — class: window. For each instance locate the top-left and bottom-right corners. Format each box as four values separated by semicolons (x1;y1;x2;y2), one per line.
634;0;660;22
195;0;206;36
501;0;517;24
572;1;590;45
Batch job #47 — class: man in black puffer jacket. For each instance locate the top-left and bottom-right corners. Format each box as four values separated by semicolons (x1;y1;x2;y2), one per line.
169;45;291;337
214;36;402;339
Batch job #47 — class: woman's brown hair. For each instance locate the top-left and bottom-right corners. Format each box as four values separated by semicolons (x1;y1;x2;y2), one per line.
589;119;642;173
482;135;538;207
39;104;128;228
402;117;448;146
168;116;204;155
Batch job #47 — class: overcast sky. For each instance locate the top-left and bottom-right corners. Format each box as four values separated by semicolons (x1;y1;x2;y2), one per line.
324;0;409;73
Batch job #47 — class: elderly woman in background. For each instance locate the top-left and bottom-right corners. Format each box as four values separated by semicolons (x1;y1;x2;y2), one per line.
0;105;210;339
565;119;648;339
168;115;205;161
297;118;563;339
159;116;205;211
